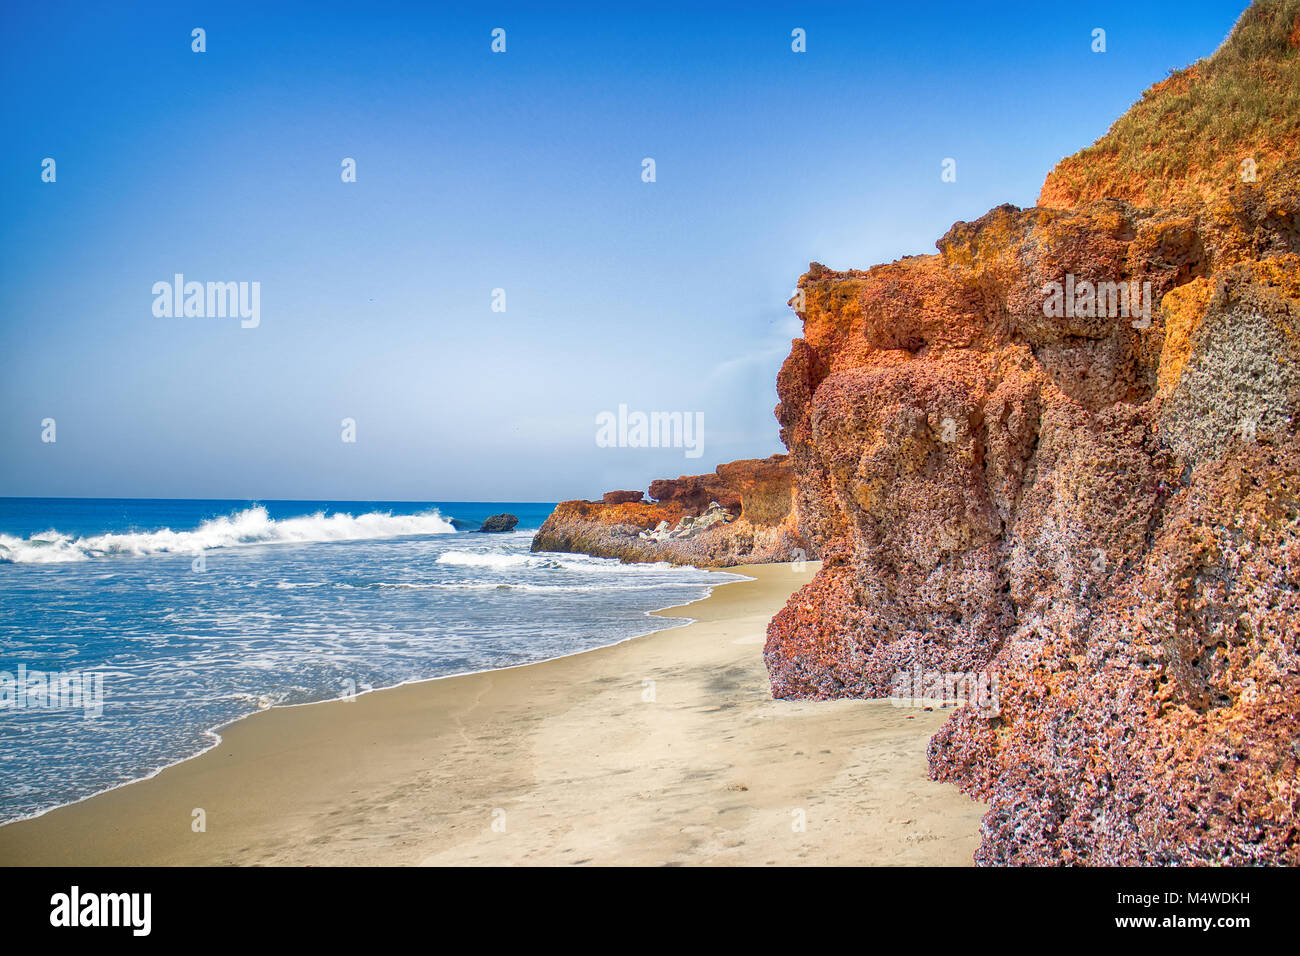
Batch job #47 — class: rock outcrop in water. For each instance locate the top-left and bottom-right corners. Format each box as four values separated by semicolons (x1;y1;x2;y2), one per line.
478;513;519;533
764;0;1300;865
531;455;812;567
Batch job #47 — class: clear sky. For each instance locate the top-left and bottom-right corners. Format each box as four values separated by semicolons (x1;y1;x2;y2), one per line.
0;0;1251;501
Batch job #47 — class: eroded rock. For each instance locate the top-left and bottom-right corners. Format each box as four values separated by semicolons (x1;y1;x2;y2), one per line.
531;455;813;566
764;1;1300;865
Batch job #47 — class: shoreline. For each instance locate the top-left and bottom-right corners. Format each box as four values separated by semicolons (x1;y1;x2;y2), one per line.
0;565;746;830
0;562;984;866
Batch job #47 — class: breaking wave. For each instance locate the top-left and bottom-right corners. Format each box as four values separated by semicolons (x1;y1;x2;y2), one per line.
0;506;457;564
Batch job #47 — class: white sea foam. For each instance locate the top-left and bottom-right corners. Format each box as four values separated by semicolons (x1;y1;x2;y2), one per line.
434;550;678;575
0;506;456;564
372;580;690;593
435;551;532;569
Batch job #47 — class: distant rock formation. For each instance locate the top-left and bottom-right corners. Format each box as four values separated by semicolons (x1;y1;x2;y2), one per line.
478;513;519;533
531;455;813;566
765;0;1300;865
601;490;645;505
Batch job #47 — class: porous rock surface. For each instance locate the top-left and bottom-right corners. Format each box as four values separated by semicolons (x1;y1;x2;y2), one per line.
765;2;1300;865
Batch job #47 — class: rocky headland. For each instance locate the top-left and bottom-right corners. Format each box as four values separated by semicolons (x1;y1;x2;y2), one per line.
533;0;1300;864
531;455;813;567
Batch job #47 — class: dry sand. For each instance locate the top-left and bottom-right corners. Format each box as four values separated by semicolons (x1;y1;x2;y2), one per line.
0;562;984;866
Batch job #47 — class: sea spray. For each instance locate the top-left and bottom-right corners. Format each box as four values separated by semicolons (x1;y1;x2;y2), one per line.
0;506;456;564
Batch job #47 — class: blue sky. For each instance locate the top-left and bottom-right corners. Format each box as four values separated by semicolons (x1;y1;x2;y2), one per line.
0;0;1250;501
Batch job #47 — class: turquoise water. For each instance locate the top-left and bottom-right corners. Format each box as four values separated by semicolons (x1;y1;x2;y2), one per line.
0;498;741;823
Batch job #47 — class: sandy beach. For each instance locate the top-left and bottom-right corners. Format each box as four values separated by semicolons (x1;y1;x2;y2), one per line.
0;562;984;866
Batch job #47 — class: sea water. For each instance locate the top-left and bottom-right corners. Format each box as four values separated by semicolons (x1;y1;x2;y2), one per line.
0;498;743;823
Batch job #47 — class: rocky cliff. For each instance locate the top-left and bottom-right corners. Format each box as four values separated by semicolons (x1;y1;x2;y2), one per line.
531;454;812;567
765;0;1300;864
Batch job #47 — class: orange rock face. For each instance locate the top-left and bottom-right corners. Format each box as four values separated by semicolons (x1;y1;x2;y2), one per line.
531;455;812;567
765;1;1300;864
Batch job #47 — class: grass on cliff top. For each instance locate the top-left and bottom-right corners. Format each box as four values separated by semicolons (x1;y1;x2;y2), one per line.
1048;0;1300;206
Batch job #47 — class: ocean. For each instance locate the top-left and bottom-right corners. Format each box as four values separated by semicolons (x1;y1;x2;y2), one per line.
0;498;744;824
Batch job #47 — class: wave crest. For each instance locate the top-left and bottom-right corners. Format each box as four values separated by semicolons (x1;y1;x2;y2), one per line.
0;506;457;564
